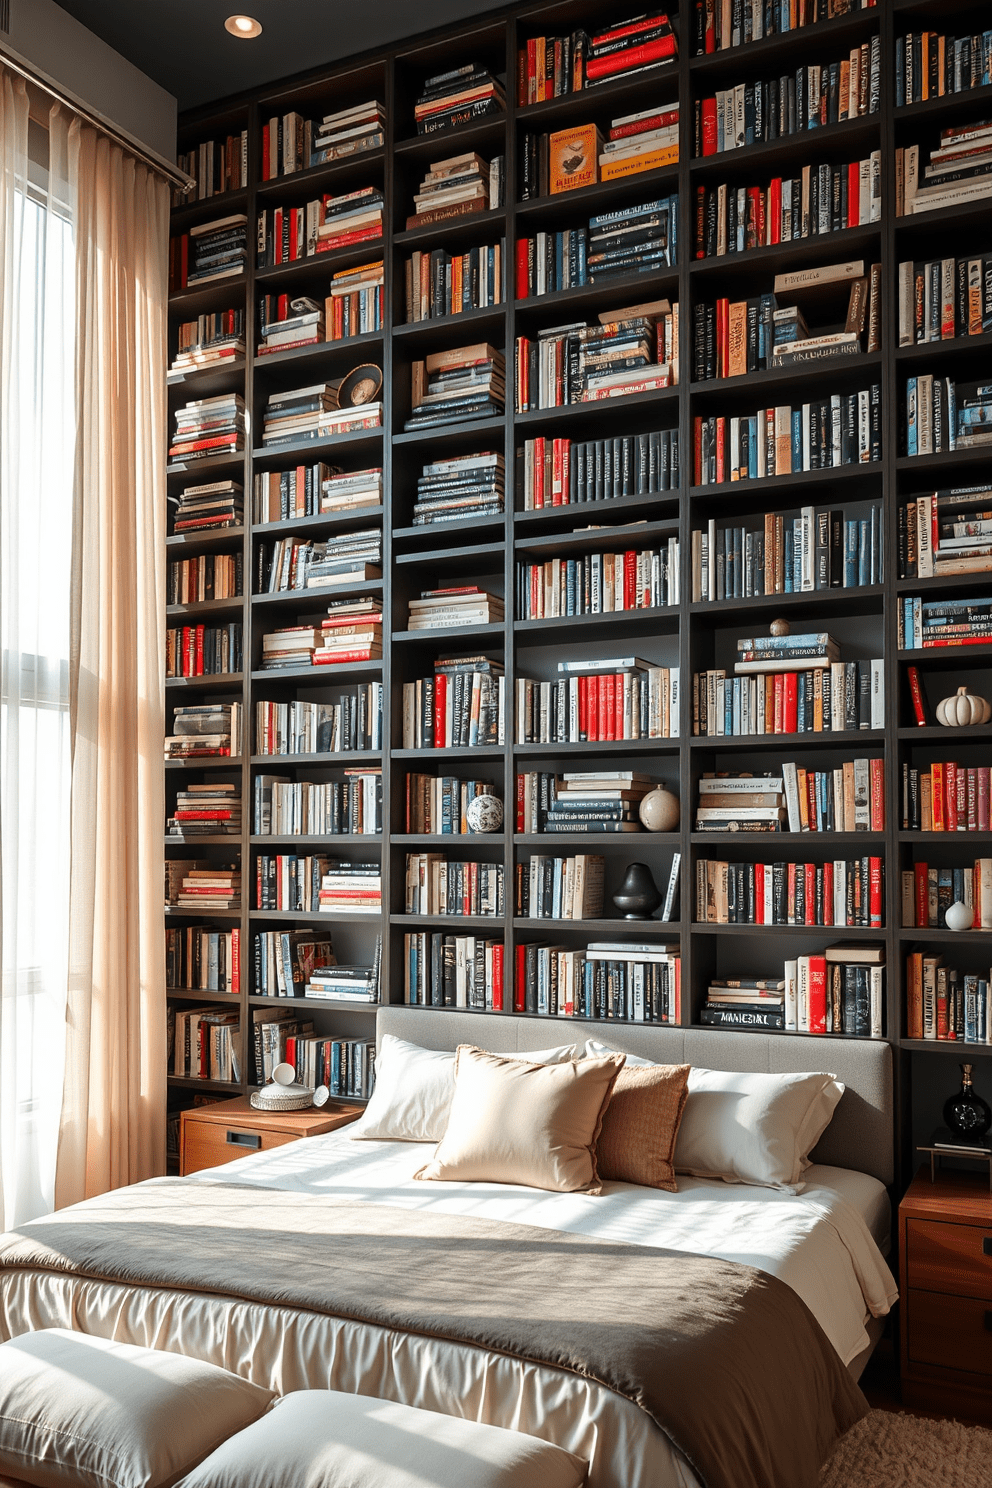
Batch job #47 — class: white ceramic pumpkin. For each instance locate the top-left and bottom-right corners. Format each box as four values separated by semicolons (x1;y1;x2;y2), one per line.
935;686;992;727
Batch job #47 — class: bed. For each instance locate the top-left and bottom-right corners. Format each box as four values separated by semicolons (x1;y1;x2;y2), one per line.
0;1008;898;1488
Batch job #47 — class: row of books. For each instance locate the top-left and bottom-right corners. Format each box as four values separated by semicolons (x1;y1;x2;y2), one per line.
692;505;883;601
406;152;505;231
168;552;242;606
694;155;881;259
696;42;879;157
405;243;504;322
702;948;883;1036
401;658;505;749
174;133;248;204
516;12;677;103
258;528;381;594
899;594;991;650
170;310;245;373
254;771;382;837
515;664;681;743
515;189;678;298
166;925;241;995
274;1035;376;1099
405;776;495;835
516;542;680;619
260;601;383;670
411;452;505;527
407;343;504;430
169;396;245;468
901;862;992;929
165;623;243;679
895;31;992;107
515;854;605;920
254;690;383;756
170;479;242;535
692;269;879;379
692;659;885;737
404;854;504;917
406;586;504;632
905;954;991;1045
904;375;992;457
517;430;680;507
897;254;992;345
260;382;382;447
165;704;242;762
692;386;882;486
516;306;674;412
168;782;241;839
520;104;677;200
252;928;334;998
165;861;240;911
414;63;505;137
515;943;681;1022
695;761;885;834
169;214;248;291
696;856;884;927
171;1008;240;1083
903;764;992;834
515;771;669;838
261;101;384;178
252;466;382;524
256;854;335;913
898;487;992;580
691;0;874;56
403;933;504;1010
304;941;381;1004
897;125;992;216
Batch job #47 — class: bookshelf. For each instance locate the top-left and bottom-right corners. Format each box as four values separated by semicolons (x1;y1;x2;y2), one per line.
165;0;992;1180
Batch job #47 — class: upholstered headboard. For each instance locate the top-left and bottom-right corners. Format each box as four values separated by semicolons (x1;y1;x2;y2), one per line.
376;1006;895;1186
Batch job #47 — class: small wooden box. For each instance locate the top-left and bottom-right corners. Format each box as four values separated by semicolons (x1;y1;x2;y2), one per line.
180;1095;362;1177
899;1165;992;1424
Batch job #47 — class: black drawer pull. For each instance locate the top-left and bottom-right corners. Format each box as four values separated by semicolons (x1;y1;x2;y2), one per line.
986;1311;992;1333
984;1237;992;1257
226;1131;262;1150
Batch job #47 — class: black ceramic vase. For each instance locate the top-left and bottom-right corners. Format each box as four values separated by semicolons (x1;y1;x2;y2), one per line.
943;1063;992;1140
613;862;662;920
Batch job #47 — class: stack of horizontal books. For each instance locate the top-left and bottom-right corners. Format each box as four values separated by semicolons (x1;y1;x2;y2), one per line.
169;395;246;465
260;529;381;593
584;11;677;86
306;960;381;1003
578;311;672;400
414;63;505;135
407;343;505;429
170;310;245;372
406;586;503;630
899;122;992;215
319;863;382;914
314;599;383;666
173;863;241;911
902;486;992;579
258;296;325;356
900;593;992;649
165;703;242;761
701;979;786;1030
322;468;383;514
538;771;657;833
734;630;839;676
172;214;248;289
315;187;384;253
168;783;241;838
412;452;505;526
260;626;321;669
261;384;382;445
599;103;679;180
587;198;678;278
695;773;788;833
171;478;243;533
407;152;497;230
309;100;385;168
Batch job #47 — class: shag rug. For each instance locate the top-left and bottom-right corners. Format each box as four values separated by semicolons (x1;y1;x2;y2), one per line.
819;1409;992;1486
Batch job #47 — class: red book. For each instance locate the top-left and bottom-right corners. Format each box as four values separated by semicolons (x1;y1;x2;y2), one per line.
847;161;860;227
715;416;726;483
701;97;718;155
946;763;958;832
605;674;616;742
936;973;950;1039
434;672;447;747
515;237;530;299
704;0;716;51
313;648;377;664
783;672;798;734
514;944;526;1012
823;861;834;922
195;626;204;676
808;956;827;1034
623;551;636;609
754;862;765;923
231;929;240;996
585;37;676;80
316;225;383;252
594;13;672;46
869;857;883;927
769;177;782;244
612;108;679;140
914;861;928;927
515;772;525;832
492;943;504;1012
578;674;588;740
906;664;927;725
552;438;565;505
804;862;816;925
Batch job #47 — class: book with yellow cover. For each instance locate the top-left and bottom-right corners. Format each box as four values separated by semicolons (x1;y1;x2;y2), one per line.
549;124;602;194
600;143;678;181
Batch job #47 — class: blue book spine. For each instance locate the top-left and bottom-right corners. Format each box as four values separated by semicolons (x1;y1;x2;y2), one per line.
979;981;988;1044
331;1039;341;1094
797;671;807;731
748;417;759;478
724;678;733;736
906;377;918;456
947;377;957;450
791;410;802;469
895;39;905;107
858;518;870;586
965;979;978;1042
793;517;802;591
668;193;677;266
844;520;858;588
784;527;794;591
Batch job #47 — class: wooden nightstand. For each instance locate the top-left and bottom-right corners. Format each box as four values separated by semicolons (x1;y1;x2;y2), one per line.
180;1096;363;1177
899;1165;992;1424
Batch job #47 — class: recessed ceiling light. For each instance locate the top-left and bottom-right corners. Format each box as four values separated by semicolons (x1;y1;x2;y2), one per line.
225;15;263;38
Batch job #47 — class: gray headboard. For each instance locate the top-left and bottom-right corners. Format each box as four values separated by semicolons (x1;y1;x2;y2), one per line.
376;1006;894;1186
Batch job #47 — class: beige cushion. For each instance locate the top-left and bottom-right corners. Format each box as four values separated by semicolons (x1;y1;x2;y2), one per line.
596;1063;690;1191
352;1035;578;1143
414;1045;624;1193
176;1389;587;1488
0;1329;275;1488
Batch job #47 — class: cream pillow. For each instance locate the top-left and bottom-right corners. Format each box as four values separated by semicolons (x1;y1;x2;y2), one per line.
175;1389;587;1488
0;1329;274;1488
415;1044;624;1193
674;1068;844;1192
352;1035;577;1142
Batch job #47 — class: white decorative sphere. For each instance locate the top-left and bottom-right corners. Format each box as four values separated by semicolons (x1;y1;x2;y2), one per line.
466;794;503;833
945;900;974;932
638;786;680;832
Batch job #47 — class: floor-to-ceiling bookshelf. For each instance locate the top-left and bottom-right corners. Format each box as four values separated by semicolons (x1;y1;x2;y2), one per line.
165;0;992;1181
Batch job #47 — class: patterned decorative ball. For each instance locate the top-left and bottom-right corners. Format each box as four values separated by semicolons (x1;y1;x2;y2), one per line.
466;794;503;833
638;787;680;832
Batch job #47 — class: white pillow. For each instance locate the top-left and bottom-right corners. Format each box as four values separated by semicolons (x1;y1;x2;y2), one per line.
0;1328;274;1488
582;1038;654;1068
351;1035;577;1142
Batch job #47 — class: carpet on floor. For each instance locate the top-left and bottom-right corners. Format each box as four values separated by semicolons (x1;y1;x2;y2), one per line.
819;1408;992;1487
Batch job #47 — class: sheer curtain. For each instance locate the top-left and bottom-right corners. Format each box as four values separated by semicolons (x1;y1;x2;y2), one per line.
0;77;75;1229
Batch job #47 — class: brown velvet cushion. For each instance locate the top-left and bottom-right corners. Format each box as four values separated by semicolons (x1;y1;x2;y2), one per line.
596;1063;690;1191
414;1044;625;1194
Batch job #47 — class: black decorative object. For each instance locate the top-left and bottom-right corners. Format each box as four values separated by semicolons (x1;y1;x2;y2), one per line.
613;863;662;920
943;1063;992;1140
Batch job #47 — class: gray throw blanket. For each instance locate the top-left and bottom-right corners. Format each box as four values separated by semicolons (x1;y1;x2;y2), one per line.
0;1179;866;1488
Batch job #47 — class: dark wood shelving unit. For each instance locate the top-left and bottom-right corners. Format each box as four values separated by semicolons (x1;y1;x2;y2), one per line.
165;0;992;1175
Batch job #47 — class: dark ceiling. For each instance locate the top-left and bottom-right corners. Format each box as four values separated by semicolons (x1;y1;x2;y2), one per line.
54;2;509;113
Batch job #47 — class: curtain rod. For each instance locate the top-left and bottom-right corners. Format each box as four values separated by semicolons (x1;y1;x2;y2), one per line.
0;40;194;191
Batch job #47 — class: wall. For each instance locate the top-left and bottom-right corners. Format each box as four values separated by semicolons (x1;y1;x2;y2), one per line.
3;0;175;163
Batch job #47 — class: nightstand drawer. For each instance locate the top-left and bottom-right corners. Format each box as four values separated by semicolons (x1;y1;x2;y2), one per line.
907;1290;992;1377
906;1218;992;1300
182;1122;296;1176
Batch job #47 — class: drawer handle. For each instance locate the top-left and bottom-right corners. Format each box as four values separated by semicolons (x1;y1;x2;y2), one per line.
986;1312;992;1334
225;1131;261;1150
984;1238;992;1257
